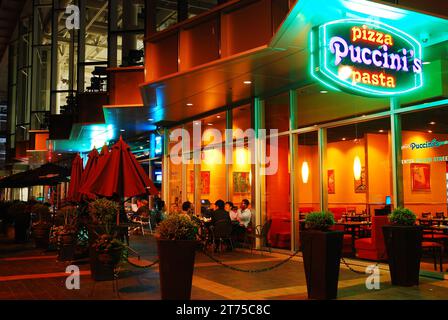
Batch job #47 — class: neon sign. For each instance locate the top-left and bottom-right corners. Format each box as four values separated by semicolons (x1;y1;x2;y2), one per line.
402;139;448;151
311;19;423;96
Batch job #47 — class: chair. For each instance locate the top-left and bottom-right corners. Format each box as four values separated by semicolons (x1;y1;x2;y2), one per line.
435;212;445;219
246;219;272;253
211;219;233;253
422;212;432;219
422;241;443;272
354;216;389;261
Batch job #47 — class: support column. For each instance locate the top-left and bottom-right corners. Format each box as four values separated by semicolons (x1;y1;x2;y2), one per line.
289;89;299;251
122;0;138;66
253;97;265;249
318;128;328;212
390;97;404;208
226;109;233;201
162;129;170;207
146;0;157;36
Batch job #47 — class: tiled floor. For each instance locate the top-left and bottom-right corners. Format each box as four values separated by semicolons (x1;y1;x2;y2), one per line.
1;235;448;300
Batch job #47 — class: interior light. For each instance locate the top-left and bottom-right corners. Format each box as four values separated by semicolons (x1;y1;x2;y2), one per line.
423;62;431;65
428;130;433;133
354;156;362;180
379;130;384;133
301;161;310;184
429;122;436;125
244;81;252;85
120;129;125;132
320;90;328;94
187;103;193;106
148;118;154;122
208;123;213;126
342;138;347;141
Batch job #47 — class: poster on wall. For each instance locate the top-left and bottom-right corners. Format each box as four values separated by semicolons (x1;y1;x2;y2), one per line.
411;163;431;191
328;170;335;194
354;167;367;193
189;171;210;194
233;172;251;193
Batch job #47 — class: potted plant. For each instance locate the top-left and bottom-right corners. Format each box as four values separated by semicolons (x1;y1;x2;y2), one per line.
53;208;79;262
8;202;30;243
88;198;124;281
31;203;52;249
156;214;199;300
301;211;343;300
383;208;422;286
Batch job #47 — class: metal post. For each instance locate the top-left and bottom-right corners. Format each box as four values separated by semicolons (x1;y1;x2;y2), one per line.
318;127;328;212
390;97;403;208
253;97;264;249
289;89;299;251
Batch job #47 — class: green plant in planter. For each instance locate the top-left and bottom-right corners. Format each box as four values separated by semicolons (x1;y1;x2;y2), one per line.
88;198;120;235
156;215;199;240
304;212;335;231
91;234;125;265
388;208;417;226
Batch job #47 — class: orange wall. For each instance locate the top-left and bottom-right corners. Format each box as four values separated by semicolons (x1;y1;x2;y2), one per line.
402;131;448;216
34;133;49;151
297;145;320;211
327;138;366;212
366;133;391;205
109;68;144;105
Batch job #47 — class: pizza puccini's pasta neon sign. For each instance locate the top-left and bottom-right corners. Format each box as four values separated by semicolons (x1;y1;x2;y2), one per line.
311;19;423;96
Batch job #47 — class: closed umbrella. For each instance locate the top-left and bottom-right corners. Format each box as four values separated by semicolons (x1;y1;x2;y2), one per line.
88;136;159;198
79;145;110;197
67;154;84;202
78;148;99;200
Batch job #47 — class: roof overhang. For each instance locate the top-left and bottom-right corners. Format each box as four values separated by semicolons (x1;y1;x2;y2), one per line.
140;0;448;125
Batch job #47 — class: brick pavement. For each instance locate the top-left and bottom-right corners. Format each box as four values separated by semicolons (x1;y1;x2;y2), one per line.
1;235;448;300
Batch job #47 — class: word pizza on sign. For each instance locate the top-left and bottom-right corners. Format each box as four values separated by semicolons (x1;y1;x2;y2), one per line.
311;19;423;96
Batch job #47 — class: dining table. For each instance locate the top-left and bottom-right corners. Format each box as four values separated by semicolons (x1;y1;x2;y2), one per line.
335;221;372;254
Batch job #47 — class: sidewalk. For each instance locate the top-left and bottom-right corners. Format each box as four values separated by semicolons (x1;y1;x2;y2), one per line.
1;235;448;300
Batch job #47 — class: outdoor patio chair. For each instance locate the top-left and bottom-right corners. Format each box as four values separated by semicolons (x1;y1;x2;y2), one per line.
245;219;272;254
211;220;233;254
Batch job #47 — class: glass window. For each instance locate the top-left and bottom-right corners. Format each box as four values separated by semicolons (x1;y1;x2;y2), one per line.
401;107;448;220
326;118;392;220
265;92;289;133
264;135;291;250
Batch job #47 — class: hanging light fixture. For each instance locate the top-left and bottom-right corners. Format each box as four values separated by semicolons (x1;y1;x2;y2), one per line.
353;156;362;180
302;161;310;184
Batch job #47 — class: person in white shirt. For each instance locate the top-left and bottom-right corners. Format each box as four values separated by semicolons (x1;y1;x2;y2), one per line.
237;199;252;228
225;201;239;222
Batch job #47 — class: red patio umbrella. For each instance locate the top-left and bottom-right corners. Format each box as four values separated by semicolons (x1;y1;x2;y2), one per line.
79;144;110;197
87;136;159;198
78;148;99;200
67;153;84;202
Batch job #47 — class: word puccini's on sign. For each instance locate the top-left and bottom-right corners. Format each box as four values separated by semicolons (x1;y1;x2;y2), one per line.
311;19;423;96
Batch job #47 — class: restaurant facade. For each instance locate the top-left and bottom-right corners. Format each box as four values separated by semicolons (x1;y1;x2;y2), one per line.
139;0;448;252
2;0;448;252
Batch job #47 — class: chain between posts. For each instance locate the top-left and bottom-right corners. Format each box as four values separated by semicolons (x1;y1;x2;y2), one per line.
201;249;302;273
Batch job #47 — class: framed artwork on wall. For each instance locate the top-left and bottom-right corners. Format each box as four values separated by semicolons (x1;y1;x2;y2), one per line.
354;167;367;193
411;163;430;191
233;172;251;193
328;169;335;194
189;171;210;194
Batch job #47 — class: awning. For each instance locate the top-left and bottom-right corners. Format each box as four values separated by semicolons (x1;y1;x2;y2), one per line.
0;163;70;188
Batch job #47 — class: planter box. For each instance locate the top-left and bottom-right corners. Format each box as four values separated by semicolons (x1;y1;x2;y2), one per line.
89;247;115;281
157;239;198;300
301;230;344;300
383;225;423;286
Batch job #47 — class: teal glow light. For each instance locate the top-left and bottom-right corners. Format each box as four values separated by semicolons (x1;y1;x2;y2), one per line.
311;18;424;97
341;0;405;20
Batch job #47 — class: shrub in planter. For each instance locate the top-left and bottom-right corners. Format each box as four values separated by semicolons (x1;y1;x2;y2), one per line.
156;215;199;300
301;211;343;300
383;208;422;287
31;203;52;249
8;202;30;243
87;199;122;281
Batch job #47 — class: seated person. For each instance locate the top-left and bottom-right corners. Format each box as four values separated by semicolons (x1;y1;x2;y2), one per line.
211;200;231;225
237;199;252;228
180;201;193;219
225;201;239;222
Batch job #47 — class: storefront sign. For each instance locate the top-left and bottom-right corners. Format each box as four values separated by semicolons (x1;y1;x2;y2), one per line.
402;139;448;151
311;19;423;96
